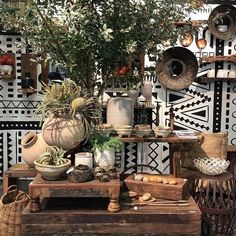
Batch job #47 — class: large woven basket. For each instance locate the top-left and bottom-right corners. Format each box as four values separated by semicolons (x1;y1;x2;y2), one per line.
0;186;30;236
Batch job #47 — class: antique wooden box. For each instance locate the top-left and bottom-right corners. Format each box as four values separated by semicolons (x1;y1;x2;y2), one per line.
123;174;190;200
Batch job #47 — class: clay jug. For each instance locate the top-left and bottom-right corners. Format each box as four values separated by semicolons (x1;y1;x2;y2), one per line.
21;132;48;167
107;97;133;126
42;115;85;150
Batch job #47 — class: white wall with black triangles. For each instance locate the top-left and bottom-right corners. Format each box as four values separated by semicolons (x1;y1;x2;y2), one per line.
0;3;236;177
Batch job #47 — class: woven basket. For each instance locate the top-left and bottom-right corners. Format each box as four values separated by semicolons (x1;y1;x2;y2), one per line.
193;157;230;176
0;186;30;236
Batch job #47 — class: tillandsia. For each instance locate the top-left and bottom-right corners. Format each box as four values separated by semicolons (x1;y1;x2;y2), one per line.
0;0;203;96
36;146;68;166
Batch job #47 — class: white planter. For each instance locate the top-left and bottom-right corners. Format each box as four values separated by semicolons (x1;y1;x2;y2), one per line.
75;152;93;169
107;97;133;126
94;149;115;171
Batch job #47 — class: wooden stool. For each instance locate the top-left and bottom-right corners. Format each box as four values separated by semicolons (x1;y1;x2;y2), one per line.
190;172;236;236
3;163;37;194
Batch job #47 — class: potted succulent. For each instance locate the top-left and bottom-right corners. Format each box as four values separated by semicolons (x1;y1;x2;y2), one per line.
92;134;122;172
35;79;100;150
34;146;71;180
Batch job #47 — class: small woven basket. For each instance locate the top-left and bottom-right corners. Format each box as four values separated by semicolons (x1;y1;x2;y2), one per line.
193;157;230;176
0;185;30;236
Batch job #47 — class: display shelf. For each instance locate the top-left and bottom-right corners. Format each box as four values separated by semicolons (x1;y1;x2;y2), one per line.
17;88;37;94
197;76;236;83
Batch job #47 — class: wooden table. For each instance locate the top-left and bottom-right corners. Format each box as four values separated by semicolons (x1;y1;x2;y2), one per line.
29;174;120;213
119;134;199;177
22;196;201;236
3;163;37;194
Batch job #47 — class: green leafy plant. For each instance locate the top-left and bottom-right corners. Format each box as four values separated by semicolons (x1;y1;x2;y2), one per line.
36;146;68;166
0;0;203;96
92;134;122;152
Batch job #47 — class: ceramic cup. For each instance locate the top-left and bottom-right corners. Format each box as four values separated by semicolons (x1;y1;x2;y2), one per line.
207;69;215;78
217;69;228;78
75;152;93;169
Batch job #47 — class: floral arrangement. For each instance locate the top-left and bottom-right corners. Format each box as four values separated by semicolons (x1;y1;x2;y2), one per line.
0;0;203;96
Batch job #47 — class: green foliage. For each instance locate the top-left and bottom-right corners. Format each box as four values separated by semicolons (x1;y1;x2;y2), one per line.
36;146;68;166
0;0;202;95
92;134;122;152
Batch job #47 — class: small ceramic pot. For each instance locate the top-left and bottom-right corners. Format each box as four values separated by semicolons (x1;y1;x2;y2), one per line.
75;152;93;169
21;132;48;167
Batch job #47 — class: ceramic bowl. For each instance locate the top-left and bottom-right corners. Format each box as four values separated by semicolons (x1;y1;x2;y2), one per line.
34;159;71;180
115;128;133;137
134;124;151;131
96;124;113;136
135;129;152;138
153;126;171;138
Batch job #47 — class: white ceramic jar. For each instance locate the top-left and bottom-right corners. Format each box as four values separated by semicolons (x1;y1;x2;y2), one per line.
75;152;93;169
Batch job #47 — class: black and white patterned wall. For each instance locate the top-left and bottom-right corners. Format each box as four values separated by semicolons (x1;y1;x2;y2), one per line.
0;3;236;177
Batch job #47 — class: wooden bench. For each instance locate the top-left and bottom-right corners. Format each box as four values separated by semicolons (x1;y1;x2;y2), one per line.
22;196;201;236
3;163;37;194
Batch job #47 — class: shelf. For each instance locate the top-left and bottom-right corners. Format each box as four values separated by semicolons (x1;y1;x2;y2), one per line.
197;77;236;83
17;88;37;94
0;74;15;80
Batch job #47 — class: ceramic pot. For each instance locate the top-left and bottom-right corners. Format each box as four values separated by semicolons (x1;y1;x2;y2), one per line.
21;132;48;168
141;81;152;103
128;89;140;105
42;115;85;150
75;152;93;169
94;149;115;171
107;97;134;126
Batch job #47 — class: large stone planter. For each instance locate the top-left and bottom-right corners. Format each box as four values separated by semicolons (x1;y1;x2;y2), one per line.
21;132;48;168
42;115;85;150
107;97;133;126
94;149;115;171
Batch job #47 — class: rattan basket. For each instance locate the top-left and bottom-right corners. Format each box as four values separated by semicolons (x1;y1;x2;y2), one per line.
193;157;230;176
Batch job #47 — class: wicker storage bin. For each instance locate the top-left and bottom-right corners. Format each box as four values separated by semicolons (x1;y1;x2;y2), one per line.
0;186;30;236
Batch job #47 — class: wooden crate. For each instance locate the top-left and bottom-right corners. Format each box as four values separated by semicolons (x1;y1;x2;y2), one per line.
123;174;190;201
22;196;201;236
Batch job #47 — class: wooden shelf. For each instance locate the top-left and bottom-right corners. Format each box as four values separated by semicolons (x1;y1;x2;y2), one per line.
197;77;236;83
17;88;37;94
0;74;15;80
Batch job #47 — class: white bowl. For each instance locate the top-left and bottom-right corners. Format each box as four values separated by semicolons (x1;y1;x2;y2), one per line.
135;129;152;138
193;157;230;176
34;159;71;180
153;126;171;137
115;128;133;137
134;124;151;131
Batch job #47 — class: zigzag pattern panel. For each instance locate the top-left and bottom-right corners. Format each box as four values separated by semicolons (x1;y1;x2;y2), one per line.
124;142;138;173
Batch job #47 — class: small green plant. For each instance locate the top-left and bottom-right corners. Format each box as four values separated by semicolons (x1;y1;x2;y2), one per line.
36;146;68;166
92;134;122;152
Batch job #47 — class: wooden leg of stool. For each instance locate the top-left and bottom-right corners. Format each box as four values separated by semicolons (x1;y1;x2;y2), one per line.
30;197;41;213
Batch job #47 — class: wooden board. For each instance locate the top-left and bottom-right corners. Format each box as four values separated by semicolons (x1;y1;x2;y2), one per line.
22;196;201;236
124;174;190;201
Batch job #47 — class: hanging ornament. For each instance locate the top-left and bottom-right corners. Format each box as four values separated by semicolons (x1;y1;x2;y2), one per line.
196;38;207;49
179;32;194;47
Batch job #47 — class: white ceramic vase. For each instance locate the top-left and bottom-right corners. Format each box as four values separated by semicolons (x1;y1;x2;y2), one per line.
107;97;134;126
141;81;152;103
21;132;48;167
42;115;85;150
94;149;115;171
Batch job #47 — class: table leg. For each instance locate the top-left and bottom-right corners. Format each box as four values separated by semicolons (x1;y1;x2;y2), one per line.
3;175;18;194
169;143;181;178
30;197;41;213
108;198;120;213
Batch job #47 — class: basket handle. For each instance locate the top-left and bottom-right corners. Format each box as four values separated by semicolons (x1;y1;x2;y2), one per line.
7;185;18;193
15;192;31;203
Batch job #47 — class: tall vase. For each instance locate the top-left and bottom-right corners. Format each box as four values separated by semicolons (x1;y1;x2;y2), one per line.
107;97;134;126
141;81;152;106
21;132;48;168
128;89;140;106
42;114;85;150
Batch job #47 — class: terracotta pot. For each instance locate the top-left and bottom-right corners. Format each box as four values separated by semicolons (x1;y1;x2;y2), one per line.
42;115;85;150
21;132;48;168
107;97;134;126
